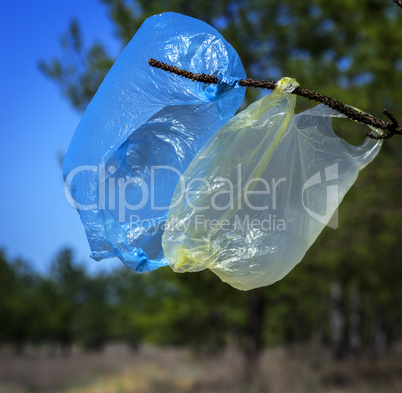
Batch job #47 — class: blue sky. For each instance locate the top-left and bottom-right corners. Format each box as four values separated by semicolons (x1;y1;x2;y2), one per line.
0;0;122;273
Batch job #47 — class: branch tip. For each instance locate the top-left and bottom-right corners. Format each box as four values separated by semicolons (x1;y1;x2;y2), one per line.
149;58;402;140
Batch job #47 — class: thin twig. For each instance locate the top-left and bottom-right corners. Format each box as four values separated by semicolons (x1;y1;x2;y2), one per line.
394;0;402;10
149;58;402;140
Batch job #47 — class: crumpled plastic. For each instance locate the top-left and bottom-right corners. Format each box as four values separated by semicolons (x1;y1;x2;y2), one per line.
63;12;246;272
162;78;382;290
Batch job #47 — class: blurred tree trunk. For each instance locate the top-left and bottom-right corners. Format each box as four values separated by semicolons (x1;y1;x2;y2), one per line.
14;341;25;356
330;280;346;360
244;288;265;383
348;286;361;358
372;310;387;356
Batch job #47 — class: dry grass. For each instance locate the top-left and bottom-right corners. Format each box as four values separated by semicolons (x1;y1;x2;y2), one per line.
0;344;401;393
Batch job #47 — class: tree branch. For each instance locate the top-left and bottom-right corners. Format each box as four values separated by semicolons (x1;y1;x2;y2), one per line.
149;58;402;140
394;0;402;10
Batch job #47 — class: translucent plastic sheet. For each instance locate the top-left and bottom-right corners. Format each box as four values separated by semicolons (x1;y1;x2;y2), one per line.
162;78;382;290
63;12;246;272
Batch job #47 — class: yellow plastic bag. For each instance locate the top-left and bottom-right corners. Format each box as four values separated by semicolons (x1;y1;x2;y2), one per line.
162;78;382;290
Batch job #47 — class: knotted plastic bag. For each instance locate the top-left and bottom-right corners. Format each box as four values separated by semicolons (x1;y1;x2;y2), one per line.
63;12;246;272
162;78;382;290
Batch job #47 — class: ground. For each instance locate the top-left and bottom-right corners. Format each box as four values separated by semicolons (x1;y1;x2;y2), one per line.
0;344;401;393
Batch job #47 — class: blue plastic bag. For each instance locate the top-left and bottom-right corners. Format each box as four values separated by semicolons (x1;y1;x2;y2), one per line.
63;12;246;272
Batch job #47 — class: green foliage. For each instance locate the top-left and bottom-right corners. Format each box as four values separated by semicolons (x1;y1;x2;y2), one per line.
76;274;114;351
38;20;114;111
108;266;248;352
1;237;402;355
41;1;402;117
